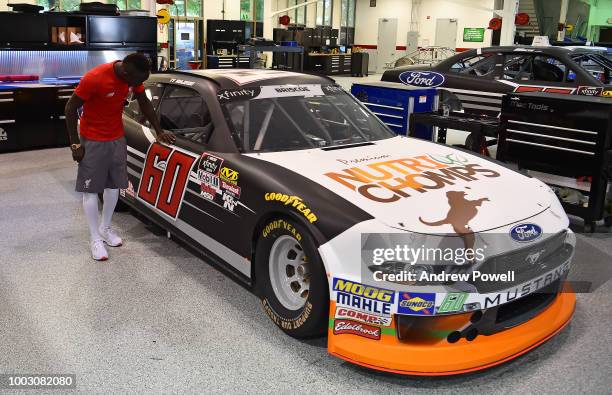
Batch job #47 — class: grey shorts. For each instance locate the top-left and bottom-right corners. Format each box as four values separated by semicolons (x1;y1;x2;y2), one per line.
75;136;128;193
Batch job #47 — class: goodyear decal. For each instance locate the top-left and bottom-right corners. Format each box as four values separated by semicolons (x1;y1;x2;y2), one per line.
264;192;317;223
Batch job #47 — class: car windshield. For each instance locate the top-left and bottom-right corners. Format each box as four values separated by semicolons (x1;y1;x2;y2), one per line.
218;84;395;153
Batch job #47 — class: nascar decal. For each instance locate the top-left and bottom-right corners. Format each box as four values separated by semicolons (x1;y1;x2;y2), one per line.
335;306;392;327
397;292;436;316
333;278;395;316
333;319;381;340
264;193;318;223
137;142;198;219
324;153;500;203
399;71;445;88
197;153;223;201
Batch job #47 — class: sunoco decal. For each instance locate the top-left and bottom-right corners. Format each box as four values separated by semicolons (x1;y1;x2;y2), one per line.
399;71;445;88
397;292;435;316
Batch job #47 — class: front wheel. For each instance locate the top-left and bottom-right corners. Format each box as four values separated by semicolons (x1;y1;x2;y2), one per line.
255;217;329;338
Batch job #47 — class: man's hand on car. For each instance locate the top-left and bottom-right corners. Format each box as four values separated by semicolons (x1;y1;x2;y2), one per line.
157;131;176;145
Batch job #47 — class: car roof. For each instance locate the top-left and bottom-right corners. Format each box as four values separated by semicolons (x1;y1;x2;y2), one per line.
169;69;336;89
462;45;595;56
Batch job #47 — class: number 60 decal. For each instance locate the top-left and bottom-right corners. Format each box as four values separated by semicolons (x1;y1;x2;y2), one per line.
137;142;197;219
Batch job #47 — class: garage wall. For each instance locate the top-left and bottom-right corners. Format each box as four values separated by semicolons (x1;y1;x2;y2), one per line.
355;0;494;50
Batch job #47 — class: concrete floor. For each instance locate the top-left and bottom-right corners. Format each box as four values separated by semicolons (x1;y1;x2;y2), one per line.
1;147;611;393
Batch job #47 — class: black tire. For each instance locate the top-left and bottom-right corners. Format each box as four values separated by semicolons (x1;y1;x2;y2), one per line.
255;217;329;339
97;192;130;212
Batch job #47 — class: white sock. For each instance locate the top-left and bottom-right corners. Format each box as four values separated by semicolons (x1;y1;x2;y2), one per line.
83;192;101;241
101;188;119;230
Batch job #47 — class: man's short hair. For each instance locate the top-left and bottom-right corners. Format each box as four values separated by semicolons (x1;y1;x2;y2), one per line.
123;53;151;74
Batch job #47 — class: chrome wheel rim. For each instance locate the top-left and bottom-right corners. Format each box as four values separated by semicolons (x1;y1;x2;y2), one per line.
268;235;310;311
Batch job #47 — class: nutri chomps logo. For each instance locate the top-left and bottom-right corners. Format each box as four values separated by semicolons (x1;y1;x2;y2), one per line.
399;71;445;88
325;153;500;203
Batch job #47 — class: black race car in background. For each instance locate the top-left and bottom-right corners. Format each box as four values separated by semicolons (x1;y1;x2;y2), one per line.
382;46;612;117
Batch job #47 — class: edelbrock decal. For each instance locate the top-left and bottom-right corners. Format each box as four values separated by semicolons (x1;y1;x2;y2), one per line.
399;71;445;88
510;223;542;242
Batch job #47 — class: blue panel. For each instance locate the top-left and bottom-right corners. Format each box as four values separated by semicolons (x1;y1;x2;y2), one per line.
351;82;436;138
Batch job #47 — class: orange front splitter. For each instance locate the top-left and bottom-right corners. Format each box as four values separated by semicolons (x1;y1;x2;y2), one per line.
328;283;576;376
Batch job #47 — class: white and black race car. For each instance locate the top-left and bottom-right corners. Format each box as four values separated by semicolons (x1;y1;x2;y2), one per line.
119;69;576;375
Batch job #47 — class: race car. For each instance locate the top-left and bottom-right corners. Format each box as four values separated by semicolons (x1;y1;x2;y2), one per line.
119;68;576;375
381;45;612;117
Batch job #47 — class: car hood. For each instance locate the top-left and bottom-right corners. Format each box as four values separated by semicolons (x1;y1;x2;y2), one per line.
248;136;551;234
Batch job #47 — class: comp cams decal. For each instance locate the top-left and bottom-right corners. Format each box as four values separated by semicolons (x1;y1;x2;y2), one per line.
335;306;392;327
264;193;318;223
325;153;500;203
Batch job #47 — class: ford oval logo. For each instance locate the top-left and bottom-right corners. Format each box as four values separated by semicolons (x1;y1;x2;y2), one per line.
399;71;445;88
510;223;542;242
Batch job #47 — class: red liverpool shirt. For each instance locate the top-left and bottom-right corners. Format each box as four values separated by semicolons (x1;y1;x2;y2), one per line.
74;61;145;141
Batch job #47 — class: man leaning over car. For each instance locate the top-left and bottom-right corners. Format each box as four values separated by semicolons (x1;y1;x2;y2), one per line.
65;52;175;261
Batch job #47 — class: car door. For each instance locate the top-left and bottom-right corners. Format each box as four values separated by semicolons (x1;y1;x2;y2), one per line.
149;82;251;276
499;54;579;94
439;52;508;116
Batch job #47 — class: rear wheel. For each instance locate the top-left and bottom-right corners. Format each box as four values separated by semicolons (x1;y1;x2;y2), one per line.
255;217;329;338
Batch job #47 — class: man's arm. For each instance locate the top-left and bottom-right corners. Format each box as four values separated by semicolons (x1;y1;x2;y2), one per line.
65;93;85;162
135;91;175;144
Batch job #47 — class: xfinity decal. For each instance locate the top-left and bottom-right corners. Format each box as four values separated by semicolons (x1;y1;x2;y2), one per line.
399;71;445;88
217;88;260;103
577;86;603;96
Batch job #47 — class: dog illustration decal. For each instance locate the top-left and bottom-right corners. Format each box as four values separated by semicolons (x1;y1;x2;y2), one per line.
419;190;489;250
